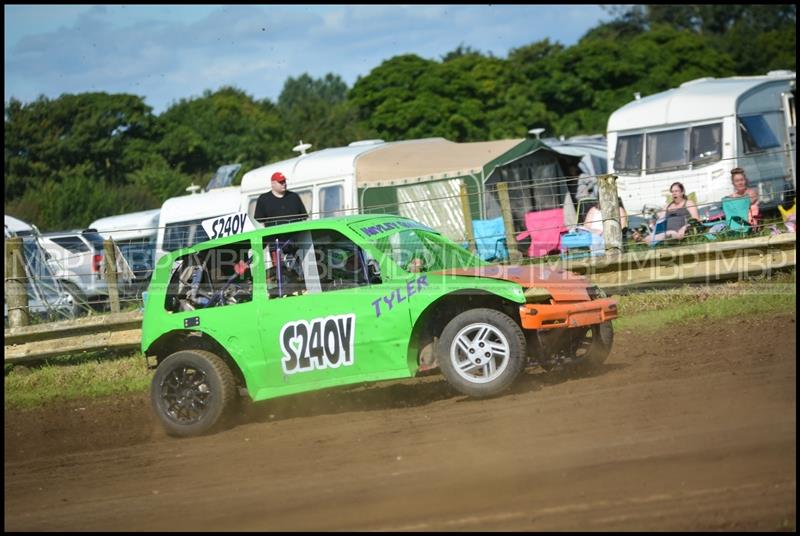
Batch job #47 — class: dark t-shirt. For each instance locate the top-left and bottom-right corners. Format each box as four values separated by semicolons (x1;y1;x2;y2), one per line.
254;191;308;227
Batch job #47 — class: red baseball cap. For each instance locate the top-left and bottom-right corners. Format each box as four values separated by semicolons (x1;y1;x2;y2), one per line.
271;171;286;183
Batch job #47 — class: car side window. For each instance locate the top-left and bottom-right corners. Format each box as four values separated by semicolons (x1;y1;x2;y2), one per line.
312;229;380;291
164;239;254;312
262;229;379;299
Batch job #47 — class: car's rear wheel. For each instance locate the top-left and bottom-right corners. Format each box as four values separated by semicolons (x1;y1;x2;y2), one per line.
437;308;526;398
151;349;237;437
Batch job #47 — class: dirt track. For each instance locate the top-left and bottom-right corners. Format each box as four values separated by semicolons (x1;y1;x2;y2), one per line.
4;312;796;531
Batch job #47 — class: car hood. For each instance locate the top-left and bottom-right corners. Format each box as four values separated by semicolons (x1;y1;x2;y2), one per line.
435;264;591;302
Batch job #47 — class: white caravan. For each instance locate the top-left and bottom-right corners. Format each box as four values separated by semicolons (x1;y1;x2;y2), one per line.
239;140;388;223
607;71;796;216
155;186;243;263
90;208;161;285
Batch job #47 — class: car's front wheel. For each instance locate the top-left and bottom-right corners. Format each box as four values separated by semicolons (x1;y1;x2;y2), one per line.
437;308;527;398
151;349;237;437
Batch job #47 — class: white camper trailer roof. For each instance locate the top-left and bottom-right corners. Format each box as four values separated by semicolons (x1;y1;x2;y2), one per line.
608;71;796;132
355;138;523;186
240;140;388;196
90;209;161;241
160;186;242;223
4;214;34;237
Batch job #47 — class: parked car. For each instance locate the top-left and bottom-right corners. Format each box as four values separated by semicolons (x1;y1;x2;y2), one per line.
3;238;78;325
5;215;83;322
142;214;618;437
38;229;110;308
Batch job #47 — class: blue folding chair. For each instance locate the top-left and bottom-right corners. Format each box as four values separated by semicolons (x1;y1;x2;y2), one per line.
560;227;604;259
472;217;509;262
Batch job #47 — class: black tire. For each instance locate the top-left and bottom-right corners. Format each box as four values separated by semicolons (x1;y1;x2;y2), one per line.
570;321;614;372
437;308;527;398
538;321;614;373
151;349;237;437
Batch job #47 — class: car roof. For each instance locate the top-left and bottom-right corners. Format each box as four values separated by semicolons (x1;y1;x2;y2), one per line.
162;214;425;257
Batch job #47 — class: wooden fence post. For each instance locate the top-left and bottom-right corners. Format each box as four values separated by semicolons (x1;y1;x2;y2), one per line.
5;237;30;327
496;182;522;261
460;183;476;253
103;239;121;313
598;174;623;258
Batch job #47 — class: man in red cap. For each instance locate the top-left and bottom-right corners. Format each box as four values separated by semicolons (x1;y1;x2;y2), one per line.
253;171;308;227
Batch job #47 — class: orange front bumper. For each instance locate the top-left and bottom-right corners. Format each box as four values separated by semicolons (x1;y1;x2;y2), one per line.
519;298;618;330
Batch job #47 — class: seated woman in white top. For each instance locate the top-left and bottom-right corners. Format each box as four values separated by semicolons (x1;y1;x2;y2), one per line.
583;199;628;235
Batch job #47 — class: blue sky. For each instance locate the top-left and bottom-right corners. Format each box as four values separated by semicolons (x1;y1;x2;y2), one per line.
5;4;609;114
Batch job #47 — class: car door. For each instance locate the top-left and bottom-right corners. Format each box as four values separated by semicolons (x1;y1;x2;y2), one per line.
254;227;415;398
161;237;264;380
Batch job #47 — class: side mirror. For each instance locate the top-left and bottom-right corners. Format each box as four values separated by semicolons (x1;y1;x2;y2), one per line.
366;259;382;284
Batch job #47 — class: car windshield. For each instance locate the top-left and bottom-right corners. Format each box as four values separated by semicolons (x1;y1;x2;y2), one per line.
371;229;486;273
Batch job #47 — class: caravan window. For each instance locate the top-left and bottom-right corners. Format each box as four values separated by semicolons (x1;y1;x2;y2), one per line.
613;134;643;173
690;123;722;164
646;128;689;172
163;218;210;252
739;113;781;154
297;190;313;213
320;185;344;217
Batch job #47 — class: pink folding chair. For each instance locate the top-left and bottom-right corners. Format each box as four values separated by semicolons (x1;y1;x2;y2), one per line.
515;208;566;258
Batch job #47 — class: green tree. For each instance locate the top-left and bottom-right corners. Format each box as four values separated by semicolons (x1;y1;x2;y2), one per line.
4;93;162;229
350;52;513;142
601;4;796;73
5;93;156;197
529;25;735;136
158;87;287;183
277;73;376;149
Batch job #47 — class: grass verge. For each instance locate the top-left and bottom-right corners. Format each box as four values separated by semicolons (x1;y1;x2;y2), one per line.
4;273;795;410
5;351;151;410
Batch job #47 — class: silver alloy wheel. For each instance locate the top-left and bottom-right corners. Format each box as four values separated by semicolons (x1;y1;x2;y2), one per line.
449;322;511;384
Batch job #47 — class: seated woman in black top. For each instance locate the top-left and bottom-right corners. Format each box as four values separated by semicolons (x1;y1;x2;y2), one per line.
634;182;699;244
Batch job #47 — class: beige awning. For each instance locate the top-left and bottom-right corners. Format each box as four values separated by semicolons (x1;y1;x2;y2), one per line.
355;138;524;188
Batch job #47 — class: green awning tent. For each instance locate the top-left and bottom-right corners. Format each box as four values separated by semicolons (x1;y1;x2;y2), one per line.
355;137;581;242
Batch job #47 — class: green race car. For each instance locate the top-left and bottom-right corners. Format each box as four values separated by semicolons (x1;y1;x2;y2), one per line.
142;215;618;436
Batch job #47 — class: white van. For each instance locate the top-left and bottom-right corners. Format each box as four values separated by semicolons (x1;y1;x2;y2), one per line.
607;71;796;216
155;186;243;262
90;208;161;291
